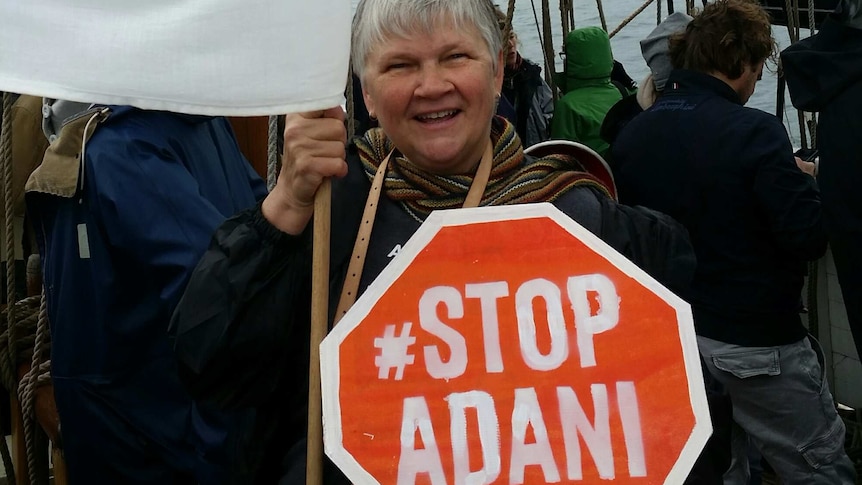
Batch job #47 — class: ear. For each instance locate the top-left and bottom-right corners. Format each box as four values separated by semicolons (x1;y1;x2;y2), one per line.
494;49;505;91
362;82;376;120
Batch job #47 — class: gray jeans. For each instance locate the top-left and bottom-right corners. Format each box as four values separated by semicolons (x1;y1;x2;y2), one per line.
698;335;856;485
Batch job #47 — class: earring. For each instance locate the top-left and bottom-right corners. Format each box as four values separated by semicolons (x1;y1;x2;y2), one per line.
494;93;501;110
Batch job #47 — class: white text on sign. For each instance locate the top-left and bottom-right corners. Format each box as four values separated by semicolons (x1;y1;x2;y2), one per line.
373;274;620;381
397;383;646;484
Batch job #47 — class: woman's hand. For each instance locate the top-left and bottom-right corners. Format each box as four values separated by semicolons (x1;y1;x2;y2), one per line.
262;107;348;234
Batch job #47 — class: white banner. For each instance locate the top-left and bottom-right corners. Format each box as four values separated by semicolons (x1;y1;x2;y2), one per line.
0;0;351;115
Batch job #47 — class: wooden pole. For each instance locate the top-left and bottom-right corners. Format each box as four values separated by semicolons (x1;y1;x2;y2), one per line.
596;0;609;31
306;179;331;485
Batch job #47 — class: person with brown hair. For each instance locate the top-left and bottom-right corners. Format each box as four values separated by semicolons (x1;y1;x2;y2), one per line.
611;0;856;483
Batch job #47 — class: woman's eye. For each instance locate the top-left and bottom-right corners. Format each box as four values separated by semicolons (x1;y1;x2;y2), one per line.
449;53;467;60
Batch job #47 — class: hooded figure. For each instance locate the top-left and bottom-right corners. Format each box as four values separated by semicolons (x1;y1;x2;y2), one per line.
638;12;693;108
550;26;621;159
600;12;692;150
782;0;862;362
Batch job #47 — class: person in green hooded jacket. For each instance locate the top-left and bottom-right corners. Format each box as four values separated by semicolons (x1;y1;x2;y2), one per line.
551;26;627;159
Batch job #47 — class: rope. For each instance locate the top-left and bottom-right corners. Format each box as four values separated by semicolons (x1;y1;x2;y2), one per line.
505;0;517;38
0;295;42;482
19;290;50;485
2;92;17;394
266;115;279;192
785;0;800;43
346;63;356;141
610;0;657;39
807;0;816;32
805;0;817;149
1;95;53;484
657;0;663;25
540;0;557;96
1;91;25;479
596;0;608;32
528;0;553;92
559;0;571;39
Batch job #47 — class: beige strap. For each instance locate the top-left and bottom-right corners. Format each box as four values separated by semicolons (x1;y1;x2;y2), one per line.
333;141;494;325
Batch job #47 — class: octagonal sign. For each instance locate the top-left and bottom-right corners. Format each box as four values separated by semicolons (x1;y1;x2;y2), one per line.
321;203;710;485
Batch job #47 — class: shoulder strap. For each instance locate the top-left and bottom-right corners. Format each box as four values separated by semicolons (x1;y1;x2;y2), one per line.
611;80;629;99
333;141;494;325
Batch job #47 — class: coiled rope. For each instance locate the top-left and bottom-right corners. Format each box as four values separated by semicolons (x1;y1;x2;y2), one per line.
1;94;53;484
18;291;50;485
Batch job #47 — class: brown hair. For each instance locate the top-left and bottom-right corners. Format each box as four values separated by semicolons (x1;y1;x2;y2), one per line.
668;0;775;79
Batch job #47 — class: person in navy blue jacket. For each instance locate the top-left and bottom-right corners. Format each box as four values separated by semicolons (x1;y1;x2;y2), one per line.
25;103;267;484
783;0;862;372
612;1;855;483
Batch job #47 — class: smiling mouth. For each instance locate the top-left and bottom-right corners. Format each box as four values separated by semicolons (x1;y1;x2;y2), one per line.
416;110;459;123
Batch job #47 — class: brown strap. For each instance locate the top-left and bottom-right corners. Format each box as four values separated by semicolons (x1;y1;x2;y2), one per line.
333;141;494;325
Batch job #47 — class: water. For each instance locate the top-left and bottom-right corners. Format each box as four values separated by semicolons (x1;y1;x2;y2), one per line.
509;0;809;145
351;0;813;146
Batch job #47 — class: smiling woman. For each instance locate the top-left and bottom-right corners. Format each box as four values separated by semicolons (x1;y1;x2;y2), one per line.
352;0;503;174
168;0;699;483
359;19;502;174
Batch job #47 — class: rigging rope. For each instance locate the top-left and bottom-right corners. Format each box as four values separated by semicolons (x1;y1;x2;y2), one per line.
560;0;574;37
609;0;657;39
528;0;556;96
0;94;56;484
540;0;558;95
2;92;17;397
0;92;15;482
346;62;356;141
266;115;279;191
596;0;608;31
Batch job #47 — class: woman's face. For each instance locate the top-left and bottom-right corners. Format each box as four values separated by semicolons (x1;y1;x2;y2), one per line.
362;18;504;174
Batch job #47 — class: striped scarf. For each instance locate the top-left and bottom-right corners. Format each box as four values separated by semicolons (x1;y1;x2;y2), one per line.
355;116;611;222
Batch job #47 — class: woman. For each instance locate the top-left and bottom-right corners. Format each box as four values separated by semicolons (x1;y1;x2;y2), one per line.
169;0;694;482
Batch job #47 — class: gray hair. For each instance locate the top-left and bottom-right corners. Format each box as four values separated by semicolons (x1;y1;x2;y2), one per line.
352;0;503;79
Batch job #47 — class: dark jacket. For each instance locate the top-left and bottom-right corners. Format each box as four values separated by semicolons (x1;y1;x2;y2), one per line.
612;69;826;347
26;106;267;483
169;139;695;483
500;55;554;148
782;14;862;355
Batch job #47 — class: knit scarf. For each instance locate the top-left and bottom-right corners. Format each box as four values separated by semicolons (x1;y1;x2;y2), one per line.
355;116;611;222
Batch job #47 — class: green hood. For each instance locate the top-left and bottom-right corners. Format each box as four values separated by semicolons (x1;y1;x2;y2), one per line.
560;26;614;93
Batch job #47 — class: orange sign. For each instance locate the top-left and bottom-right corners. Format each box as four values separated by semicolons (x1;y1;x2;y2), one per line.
321;203;710;485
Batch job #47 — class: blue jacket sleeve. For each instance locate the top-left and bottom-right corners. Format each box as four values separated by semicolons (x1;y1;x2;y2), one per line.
87;137;239;308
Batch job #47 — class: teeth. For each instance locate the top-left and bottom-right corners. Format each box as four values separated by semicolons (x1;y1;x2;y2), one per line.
418;110;456;120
